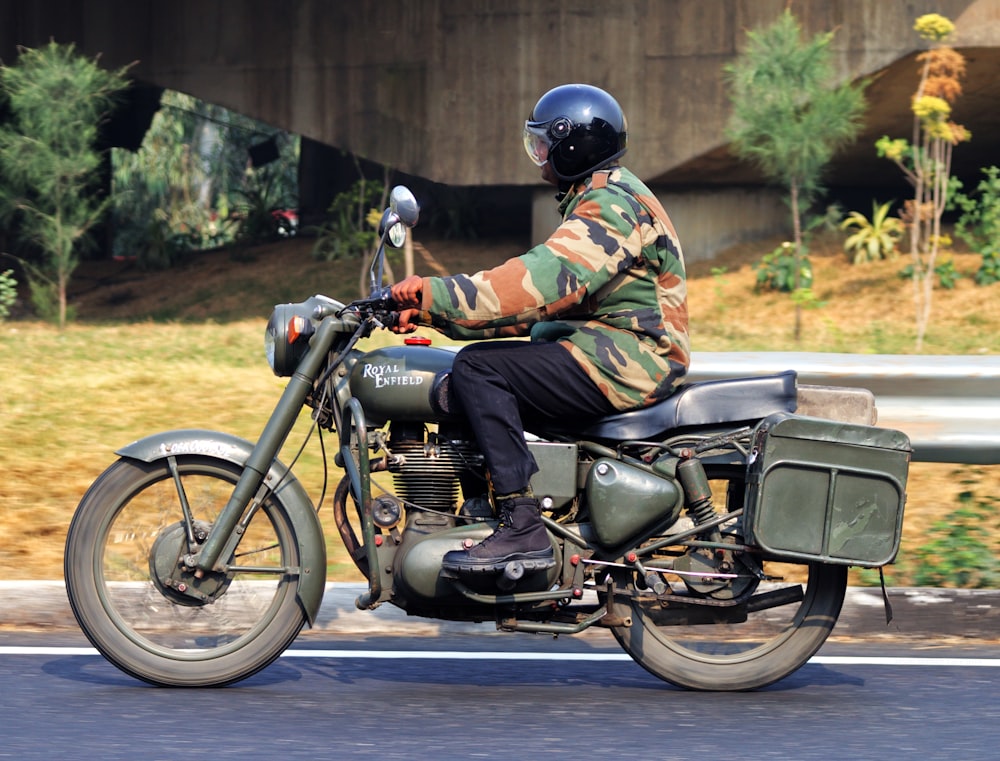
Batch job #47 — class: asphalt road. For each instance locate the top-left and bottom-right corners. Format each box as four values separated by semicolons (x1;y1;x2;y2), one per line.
2;583;998;759
2;629;998;761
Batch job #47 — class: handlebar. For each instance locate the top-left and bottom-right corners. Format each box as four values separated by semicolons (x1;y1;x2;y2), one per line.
344;286;401;330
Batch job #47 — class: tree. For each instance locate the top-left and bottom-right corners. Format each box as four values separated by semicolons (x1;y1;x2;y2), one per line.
0;41;131;328
724;9;867;340
876;13;970;351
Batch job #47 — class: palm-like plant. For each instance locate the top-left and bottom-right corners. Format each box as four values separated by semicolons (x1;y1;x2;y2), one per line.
841;201;905;263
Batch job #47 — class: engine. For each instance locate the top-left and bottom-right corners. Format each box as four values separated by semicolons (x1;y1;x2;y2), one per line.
387;422;485;514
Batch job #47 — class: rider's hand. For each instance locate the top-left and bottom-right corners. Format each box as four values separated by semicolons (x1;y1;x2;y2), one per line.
391;309;421;333
391;275;423;308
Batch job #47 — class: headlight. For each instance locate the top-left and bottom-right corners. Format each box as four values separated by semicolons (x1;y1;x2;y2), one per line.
264;303;315;377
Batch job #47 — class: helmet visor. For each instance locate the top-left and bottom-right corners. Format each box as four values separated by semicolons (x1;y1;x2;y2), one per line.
523;122;550;166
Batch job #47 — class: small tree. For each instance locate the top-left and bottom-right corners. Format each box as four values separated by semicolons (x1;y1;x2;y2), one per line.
0;42;130;328
724;9;867;340
876;13;970;351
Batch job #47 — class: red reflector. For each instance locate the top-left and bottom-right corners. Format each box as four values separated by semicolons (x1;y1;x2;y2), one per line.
404;336;432;346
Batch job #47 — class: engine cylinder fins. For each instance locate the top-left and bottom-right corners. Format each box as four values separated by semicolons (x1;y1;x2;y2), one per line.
388;439;482;514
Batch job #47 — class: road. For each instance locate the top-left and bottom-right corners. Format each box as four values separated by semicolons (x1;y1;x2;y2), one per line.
1;630;998;761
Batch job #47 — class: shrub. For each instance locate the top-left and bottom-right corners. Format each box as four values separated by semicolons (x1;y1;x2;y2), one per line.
840;200;905;263
232;167;296;246
949;166;1000;285
754;241;813;293
0;268;16;322
860;485;1000;589
898;245;962;289
311;179;386;262
908;492;1000;588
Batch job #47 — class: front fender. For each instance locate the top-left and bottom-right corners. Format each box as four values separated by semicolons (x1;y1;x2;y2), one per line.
116;428;327;626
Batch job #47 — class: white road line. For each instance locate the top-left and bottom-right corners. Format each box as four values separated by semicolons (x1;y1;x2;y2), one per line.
1;646;999;667
811;655;1000;668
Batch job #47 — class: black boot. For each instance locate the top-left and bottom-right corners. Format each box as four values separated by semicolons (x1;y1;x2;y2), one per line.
442;496;555;574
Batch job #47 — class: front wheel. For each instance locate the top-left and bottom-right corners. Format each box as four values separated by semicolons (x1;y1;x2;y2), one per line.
64;456;309;686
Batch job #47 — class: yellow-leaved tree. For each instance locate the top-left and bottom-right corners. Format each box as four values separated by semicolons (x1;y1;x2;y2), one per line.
877;13;971;351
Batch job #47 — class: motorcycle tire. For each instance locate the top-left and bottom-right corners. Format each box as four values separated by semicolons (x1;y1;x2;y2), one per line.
64;456;308;687
609;464;848;691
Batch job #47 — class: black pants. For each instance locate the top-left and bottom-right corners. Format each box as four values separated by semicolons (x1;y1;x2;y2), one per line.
449;341;615;494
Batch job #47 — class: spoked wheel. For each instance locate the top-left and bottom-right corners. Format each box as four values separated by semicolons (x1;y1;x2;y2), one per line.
64;456;308;687
609;465;848;691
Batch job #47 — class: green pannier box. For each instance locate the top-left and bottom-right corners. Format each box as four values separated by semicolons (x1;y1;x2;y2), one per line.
745;412;911;567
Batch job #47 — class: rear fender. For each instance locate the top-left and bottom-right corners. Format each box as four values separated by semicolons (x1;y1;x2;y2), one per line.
116;429;327;626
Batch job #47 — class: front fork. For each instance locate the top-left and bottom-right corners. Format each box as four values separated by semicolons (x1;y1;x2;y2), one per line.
191;320;342;574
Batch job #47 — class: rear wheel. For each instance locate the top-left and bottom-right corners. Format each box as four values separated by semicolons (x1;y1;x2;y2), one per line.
64;456;308;686
610;464;848;691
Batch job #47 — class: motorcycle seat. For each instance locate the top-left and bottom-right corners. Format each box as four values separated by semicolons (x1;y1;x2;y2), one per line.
570;370;798;441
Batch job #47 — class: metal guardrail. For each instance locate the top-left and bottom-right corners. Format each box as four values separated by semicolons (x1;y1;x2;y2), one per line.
687;352;1000;465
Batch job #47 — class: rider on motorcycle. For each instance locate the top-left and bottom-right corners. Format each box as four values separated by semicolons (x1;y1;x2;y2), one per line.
391;83;690;575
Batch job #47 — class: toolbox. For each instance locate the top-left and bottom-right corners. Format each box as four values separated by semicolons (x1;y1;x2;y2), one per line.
745;412;911;567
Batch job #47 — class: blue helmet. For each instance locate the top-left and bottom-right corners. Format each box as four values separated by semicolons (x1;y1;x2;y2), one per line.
523;84;628;182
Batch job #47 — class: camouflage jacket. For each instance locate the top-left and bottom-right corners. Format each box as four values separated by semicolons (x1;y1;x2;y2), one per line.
415;166;690;410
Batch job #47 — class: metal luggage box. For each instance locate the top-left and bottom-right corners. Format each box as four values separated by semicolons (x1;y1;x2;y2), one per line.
745;412;910;567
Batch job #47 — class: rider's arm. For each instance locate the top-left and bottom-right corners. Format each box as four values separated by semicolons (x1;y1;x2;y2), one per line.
420;186;641;336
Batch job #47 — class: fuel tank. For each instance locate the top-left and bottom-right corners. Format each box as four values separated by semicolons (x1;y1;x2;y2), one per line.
348;345;458;425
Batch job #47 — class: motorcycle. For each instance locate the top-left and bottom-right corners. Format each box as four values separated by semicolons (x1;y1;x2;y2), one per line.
64;186;911;691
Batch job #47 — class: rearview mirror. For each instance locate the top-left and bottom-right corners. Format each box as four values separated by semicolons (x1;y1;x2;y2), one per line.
389;186;419;228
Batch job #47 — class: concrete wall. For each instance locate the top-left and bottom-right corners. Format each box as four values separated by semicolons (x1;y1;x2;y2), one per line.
2;0;997;187
532;186;787;263
2;0;999;257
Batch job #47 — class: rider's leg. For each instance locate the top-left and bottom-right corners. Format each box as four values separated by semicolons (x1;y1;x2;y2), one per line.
441;340;613;572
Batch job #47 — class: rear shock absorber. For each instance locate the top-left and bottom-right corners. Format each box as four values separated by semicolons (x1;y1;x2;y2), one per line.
677;456;716;528
676;454;731;589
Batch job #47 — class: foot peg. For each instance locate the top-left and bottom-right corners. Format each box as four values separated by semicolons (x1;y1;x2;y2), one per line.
498;560;525;591
495;556;558;590
497;560;548;592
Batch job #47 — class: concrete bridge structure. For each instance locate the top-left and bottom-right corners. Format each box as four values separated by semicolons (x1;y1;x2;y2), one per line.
2;0;999;260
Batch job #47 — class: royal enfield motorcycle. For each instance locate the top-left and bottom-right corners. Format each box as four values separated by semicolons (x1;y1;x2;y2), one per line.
64;186;911;690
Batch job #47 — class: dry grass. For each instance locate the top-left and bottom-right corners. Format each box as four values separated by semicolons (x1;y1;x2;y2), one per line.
2;230;997;583
687;230;1000;355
